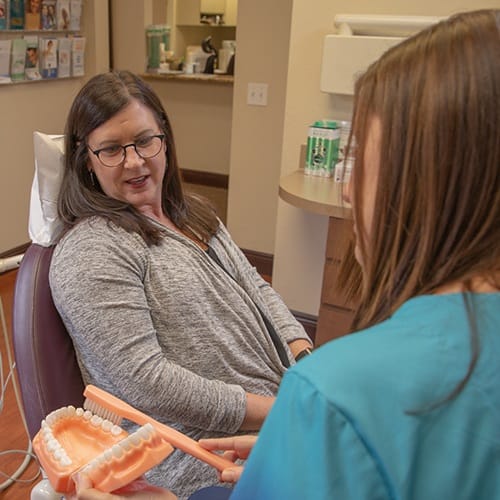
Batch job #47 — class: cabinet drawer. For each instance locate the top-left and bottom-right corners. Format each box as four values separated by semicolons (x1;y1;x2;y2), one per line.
325;217;353;261
321;259;356;309
315;305;354;346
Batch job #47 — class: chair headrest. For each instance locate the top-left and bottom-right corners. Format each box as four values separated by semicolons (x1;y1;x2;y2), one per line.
29;132;65;247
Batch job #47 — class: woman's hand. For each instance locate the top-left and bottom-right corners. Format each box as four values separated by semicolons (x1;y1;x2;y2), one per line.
199;435;258;483
66;473;177;500
239;393;275;430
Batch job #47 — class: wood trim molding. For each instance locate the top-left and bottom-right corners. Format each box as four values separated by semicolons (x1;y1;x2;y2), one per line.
0;242;30;259
291;310;318;345
181;169;229;190
241;248;273;278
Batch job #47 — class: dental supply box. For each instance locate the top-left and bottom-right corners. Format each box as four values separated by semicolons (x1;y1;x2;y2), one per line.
305;120;340;177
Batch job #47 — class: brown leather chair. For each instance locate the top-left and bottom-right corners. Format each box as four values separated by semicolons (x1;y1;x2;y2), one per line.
12;243;84;439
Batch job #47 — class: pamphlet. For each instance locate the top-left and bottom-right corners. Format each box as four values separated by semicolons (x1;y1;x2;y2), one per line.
24;35;42;80
0;39;12;82
40;37;58;78
41;0;56;30
10;37;27;81
57;0;70;30
71;36;85;76
69;0;82;31
57;36;71;77
9;0;25;29
0;0;7;30
25;0;42;30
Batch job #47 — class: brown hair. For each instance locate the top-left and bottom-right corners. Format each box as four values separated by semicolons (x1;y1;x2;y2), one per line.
58;70;219;245
343;9;500;332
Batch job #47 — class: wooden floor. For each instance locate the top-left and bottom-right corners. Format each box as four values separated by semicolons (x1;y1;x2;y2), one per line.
0;269;42;499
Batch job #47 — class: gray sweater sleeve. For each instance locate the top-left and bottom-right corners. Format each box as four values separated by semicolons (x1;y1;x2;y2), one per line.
211;223;311;346
49;220;247;434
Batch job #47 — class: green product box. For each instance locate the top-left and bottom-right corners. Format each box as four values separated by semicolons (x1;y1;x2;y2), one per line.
305;120;341;177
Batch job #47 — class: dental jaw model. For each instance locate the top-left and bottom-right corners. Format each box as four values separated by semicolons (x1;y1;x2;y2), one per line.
32;405;173;494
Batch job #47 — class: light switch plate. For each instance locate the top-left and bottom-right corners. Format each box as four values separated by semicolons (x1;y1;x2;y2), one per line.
247;83;268;106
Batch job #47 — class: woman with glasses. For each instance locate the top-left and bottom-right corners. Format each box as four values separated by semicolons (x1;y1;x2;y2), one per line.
49;70;313;499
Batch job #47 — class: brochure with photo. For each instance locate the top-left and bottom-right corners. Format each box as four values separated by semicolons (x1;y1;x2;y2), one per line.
24;35;42;80
0;0;7;30
40;37;58;78
41;0;56;30
57;0;70;30
9;0;25;29
25;0;42;30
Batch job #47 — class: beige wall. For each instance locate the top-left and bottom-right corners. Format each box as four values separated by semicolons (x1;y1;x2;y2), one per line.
0;0;109;253
226;0;293;253
228;0;500;315
147;79;233;174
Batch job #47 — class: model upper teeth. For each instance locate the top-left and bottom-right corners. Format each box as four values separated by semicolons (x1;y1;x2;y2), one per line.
39;407;160;476
40;405;127;468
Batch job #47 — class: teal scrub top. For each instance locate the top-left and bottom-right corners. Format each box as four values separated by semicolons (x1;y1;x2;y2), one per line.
231;293;500;500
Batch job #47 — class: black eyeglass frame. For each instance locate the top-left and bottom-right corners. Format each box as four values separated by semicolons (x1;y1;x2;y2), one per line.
88;134;166;167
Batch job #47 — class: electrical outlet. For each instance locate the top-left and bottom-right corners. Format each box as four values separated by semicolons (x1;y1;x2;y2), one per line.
247;83;268;106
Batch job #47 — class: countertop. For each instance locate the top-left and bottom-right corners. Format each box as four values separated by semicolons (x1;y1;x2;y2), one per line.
279;170;352;219
141;72;234;85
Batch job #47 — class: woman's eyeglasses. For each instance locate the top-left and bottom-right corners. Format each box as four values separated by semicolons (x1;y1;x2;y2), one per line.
88;134;165;168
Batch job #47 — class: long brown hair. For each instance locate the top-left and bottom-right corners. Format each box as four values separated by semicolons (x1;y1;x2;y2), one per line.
58;70;219;245
343;9;500;332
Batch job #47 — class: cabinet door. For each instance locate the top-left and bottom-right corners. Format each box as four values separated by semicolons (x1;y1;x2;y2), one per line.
224;0;238;26
176;0;237;26
201;0;225;13
315;217;356;346
176;0;201;25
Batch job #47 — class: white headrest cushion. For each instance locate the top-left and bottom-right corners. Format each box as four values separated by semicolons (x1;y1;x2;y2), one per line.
28;132;65;247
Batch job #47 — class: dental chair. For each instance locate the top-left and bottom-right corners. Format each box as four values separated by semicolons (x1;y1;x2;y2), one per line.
12;132;84;499
12;243;85;499
12;243;85;439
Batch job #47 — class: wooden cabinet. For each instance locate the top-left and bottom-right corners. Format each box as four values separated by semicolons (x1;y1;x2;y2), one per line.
315;216;356;346
278;170;355;347
176;0;238;26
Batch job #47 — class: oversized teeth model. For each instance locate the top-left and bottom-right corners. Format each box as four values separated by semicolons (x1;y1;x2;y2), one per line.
33;405;173;494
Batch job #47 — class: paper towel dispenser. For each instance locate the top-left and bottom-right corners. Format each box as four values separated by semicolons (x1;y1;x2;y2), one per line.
320;14;444;95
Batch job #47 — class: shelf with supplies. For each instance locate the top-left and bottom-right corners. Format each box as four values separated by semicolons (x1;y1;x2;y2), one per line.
0;0;84;84
142;72;233;85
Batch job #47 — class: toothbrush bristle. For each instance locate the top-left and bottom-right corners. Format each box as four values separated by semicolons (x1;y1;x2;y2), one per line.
84;397;123;425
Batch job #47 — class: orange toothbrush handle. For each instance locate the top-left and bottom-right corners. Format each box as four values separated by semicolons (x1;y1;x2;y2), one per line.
84;385;235;472
154;421;235;471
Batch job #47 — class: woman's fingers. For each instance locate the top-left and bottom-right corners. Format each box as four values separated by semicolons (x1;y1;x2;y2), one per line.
199;435;257;460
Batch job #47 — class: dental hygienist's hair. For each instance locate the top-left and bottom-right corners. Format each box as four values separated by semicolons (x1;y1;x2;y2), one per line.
58;70;219;245
344;9;500;331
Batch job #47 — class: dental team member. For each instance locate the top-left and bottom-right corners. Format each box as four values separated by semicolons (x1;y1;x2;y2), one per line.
50;69;312;500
